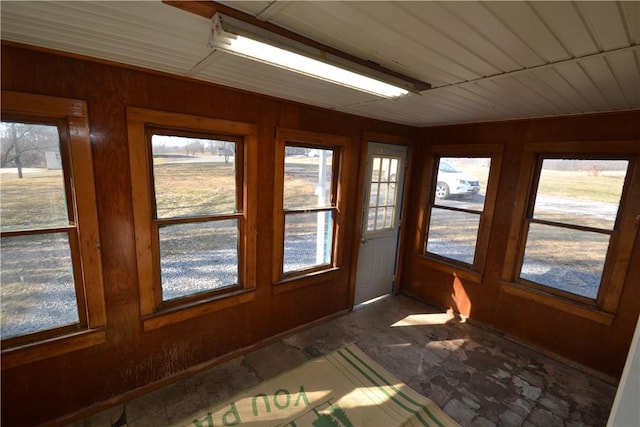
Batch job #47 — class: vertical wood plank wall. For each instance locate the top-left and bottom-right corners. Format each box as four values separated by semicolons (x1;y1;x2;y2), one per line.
0;44;415;427
402;115;640;382
1;43;639;426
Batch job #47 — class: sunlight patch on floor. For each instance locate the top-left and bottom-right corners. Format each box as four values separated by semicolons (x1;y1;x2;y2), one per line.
391;312;455;327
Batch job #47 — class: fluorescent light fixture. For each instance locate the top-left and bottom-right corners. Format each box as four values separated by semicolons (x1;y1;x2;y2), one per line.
208;13;415;98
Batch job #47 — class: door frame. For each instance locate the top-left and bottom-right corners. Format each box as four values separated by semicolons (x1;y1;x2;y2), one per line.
348;132;414;309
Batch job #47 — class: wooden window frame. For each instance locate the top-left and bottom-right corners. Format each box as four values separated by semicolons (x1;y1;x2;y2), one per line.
273;128;350;288
147;128;246;309
127;108;257;331
418;144;503;281
501;141;640;325
1;91;106;369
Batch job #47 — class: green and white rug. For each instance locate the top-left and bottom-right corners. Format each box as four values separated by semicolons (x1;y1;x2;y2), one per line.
173;345;459;427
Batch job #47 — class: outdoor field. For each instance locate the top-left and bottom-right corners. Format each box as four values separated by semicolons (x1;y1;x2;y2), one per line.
0;154;628;338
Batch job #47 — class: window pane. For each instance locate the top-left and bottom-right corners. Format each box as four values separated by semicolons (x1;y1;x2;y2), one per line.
387;182;397;205
434;157;489;211
1;122;68;231
284;147;333;209
378;182;389;208
533;159;627;230
426;207;480;265
376;206;386;229
284;211;333;273
159;220;238;301
371;157;381;181
384;206;394;228
1;233;78;338
152;135;236;218
367;208;377;231
369;183;379;206
390;159;398;182
380;158;390;181
520;223;609;299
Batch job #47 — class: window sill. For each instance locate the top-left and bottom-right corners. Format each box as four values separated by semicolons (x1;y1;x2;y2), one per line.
143;288;256;332
273;267;341;294
418;255;482;283
501;281;614;326
1;328;106;370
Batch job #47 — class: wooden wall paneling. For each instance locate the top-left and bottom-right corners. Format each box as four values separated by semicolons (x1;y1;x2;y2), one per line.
524;111;640;141
407;113;640;378
0;43;412;427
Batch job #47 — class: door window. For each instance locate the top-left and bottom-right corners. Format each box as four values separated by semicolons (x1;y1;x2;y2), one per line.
366;156;401;233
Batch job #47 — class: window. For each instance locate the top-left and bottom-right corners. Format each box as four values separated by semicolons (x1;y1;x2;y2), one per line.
150;131;243;301
518;158;628;300
366;155;401;232
128;108;257;328
421;146;502;275
426;157;491;265
502;142;639;323
273;129;350;283
1;91;105;361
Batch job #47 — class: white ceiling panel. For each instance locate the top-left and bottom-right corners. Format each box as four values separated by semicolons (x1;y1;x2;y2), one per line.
401;2;521;73
577;1;633;50
531;1;598;57
1;1;212;76
483;1;570;63
347;2;497;79
580;56;631;109
510;72;573;114
619;1;640;45
1;0;638;127
439;1;545;69
553;61;613;111
530;67;592;112
607;49;640;107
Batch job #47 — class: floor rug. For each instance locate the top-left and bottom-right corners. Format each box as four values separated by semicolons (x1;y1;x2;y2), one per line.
173;344;459;426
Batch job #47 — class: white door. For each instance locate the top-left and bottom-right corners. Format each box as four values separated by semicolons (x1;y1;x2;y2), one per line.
354;143;407;306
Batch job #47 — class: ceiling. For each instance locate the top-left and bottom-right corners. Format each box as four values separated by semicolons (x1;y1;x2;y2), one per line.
1;1;639;127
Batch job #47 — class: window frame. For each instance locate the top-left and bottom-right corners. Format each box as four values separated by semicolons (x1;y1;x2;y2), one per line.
147;127;245;309
502;141;640;324
127;108;257;330
1;91;106;368
273;128;350;287
419;144;503;280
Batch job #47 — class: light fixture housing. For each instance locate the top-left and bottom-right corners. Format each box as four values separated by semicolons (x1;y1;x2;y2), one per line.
208;12;420;98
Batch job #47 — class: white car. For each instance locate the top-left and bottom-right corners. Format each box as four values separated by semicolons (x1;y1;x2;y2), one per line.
436;160;481;199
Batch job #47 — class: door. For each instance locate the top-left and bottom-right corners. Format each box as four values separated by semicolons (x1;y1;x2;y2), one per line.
354;142;407;306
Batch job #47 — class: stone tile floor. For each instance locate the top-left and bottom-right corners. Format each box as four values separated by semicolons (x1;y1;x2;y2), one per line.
66;295;617;426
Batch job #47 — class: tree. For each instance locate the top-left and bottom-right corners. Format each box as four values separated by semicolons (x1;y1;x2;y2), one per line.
184;141;204;156
215;141;235;164
0;122;59;178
